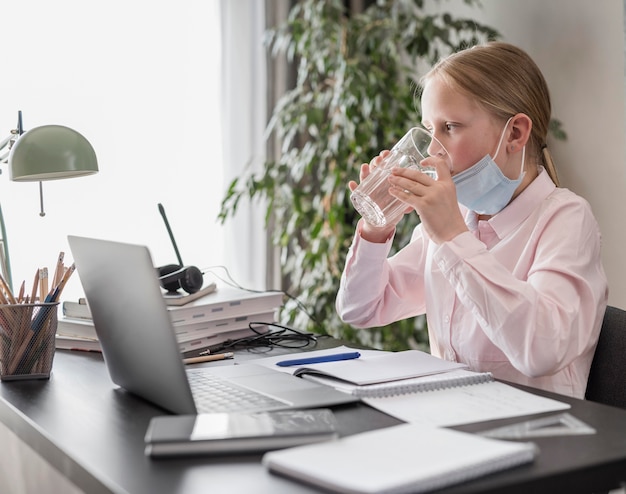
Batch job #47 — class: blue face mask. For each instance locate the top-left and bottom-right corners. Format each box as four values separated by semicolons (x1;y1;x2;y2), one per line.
452;119;525;215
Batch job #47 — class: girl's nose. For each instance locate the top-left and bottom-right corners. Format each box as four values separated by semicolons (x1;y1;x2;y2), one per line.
427;137;447;158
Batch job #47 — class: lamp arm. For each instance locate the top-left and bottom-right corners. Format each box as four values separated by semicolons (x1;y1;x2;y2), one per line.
0;134;12;162
0;203;13;291
1;131;18;163
1;111;23;163
1;133;13;150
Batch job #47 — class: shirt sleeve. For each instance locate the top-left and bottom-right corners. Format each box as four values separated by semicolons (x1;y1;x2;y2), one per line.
433;197;608;378
336;221;429;327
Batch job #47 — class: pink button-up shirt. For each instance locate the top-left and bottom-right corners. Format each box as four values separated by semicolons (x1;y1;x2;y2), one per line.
336;168;608;398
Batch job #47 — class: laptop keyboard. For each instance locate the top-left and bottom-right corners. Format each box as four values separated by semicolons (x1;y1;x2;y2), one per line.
187;371;289;413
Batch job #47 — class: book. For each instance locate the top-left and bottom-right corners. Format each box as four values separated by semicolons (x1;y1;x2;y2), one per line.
359;379;570;427
144;409;339;458
304;368;495;397
162;282;217;306
55;334;102;353
174;310;276;343
178;326;269;355
262;422;537;494
57;317;98;340
54;325;267;355
61;298;92;320
62;286;284;327
55;316;269;355
250;345;467;386
165;286;284;326
61;283;220;316
61;283;219;316
53;330;268;356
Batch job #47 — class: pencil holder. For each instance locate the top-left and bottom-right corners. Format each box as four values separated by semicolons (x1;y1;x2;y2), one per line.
0;303;59;381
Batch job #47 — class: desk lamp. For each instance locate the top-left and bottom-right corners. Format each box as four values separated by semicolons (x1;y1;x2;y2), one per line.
0;111;98;290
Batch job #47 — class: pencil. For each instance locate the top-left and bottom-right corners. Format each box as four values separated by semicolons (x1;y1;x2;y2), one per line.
39;268;48;302
0;272;16;304
52;251;65;288
30;268;40;303
49;263;76;302
183;352;234;365
17;280;25;303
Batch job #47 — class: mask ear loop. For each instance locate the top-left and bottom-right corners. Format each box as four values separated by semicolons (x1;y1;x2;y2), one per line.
494;117;525;181
518;146;526;179
492;117;514;160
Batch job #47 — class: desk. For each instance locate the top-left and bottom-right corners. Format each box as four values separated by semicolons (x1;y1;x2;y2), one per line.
1;342;625;494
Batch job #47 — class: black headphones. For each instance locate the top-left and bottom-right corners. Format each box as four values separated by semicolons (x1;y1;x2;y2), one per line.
157;264;204;294
156;203;204;294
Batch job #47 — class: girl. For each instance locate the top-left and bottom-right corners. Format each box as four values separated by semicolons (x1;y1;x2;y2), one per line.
336;42;608;398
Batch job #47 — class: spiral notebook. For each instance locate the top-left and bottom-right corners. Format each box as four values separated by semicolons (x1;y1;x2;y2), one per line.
263;422;537;494
303;368;494;397
361;379;570;427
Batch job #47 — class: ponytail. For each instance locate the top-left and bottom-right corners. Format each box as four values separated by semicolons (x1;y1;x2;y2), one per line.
542;145;560;187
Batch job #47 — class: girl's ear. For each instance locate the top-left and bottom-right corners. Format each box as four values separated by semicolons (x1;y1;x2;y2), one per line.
508;113;532;152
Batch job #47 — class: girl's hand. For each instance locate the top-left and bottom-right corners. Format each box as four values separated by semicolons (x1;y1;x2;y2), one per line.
388;158;468;244
348;150;390;192
349;151;398;242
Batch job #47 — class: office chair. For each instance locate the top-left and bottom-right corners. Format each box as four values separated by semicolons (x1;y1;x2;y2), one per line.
585;305;626;409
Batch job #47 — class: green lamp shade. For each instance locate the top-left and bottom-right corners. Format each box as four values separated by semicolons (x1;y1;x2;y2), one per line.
9;125;98;181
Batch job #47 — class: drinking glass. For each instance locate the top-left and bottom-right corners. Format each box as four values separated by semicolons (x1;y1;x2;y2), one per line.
350;127;444;227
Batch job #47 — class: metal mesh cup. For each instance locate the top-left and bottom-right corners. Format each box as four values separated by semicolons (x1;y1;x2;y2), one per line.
0;303;59;381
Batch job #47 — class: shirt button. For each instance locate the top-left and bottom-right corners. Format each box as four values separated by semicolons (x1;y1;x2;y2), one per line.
444;315;450;323
445;351;456;360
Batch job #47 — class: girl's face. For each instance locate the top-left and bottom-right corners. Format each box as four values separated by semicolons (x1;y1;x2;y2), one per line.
420;76;505;176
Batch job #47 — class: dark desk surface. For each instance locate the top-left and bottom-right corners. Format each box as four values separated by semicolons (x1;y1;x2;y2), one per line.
1;341;626;494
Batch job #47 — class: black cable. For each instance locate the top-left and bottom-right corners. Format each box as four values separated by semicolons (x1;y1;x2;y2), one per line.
210;322;329;355
201;265;323;328
195;265;331;354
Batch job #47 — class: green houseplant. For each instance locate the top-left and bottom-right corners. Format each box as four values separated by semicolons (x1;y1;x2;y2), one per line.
219;0;501;350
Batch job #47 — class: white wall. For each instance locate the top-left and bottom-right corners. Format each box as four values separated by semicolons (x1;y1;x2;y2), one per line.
436;0;626;307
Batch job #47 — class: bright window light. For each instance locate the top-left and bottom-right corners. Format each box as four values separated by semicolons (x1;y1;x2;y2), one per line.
0;0;225;301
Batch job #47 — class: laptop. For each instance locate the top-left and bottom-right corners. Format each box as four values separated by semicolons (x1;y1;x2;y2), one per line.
67;235;358;415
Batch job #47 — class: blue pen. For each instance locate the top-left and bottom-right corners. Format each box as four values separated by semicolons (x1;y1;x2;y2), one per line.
276;351;361;367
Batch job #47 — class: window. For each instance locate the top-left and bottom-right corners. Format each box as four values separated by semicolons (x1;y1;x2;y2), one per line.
0;1;239;300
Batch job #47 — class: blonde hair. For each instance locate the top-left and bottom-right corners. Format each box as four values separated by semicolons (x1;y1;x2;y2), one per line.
421;42;559;186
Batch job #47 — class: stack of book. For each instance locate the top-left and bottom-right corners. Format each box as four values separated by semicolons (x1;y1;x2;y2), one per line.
55;317;101;352
55;285;284;355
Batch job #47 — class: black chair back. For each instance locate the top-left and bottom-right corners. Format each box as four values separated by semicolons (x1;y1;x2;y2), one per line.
585;305;626;409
